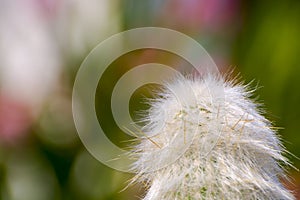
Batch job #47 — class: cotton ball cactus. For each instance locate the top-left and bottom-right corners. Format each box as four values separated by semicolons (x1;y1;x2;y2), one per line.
130;74;294;200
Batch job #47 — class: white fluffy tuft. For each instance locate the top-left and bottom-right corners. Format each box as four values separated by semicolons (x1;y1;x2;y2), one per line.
130;74;295;200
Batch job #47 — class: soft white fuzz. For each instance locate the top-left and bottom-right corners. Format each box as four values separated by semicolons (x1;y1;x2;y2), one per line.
130;74;294;200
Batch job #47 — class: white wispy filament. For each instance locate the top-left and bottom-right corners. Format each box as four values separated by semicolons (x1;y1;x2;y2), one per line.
130;74;294;200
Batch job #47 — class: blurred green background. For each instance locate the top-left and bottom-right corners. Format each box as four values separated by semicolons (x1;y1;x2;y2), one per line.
0;0;299;199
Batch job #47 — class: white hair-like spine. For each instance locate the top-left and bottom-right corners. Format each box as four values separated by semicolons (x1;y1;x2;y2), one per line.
130;74;295;200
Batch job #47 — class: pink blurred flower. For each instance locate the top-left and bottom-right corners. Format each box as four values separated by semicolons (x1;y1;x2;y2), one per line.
162;0;240;33
0;95;32;145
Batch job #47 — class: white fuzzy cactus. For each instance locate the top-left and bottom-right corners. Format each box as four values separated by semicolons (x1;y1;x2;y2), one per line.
130;74;294;200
